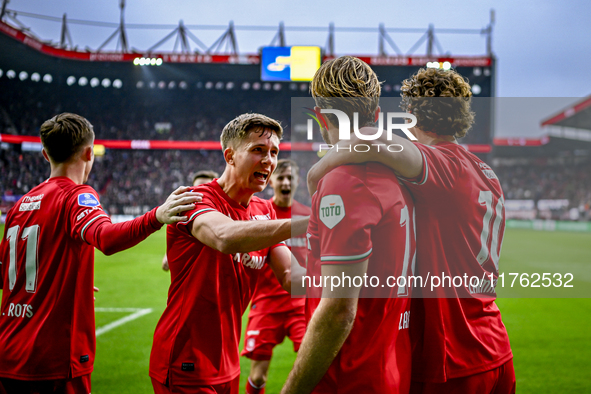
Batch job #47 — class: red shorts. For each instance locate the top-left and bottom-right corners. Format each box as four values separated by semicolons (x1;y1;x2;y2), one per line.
410;359;516;394
151;376;239;394
0;374;91;394
240;309;306;361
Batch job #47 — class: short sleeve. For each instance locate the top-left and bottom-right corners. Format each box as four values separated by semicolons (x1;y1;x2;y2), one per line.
317;169;382;265
174;185;223;235
398;142;461;195
68;186;110;243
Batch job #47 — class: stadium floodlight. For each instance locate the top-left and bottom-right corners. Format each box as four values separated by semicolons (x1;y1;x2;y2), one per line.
393;84;401;91
19;71;28;81
31;72;40;82
426;62;439;69
215;82;224;90
473;67;482;76
252;82;261;90
472;84;482;95
205;81;213;89
0;69;3;78
289;83;297;91
226;82;234;90
90;77;100;87
299;83;307;91
483;68;491;76
241;82;250;90
67;76;76;86
179;81;188;89
168;81;176;89
383;84;392;92
149;81;156;89
442;61;452;70
113;79;123;89
43;74;53;83
7;70;16;79
273;83;281;91
263;83;271;91
158;81;166;89
136;81;144;89
101;78;111;88
78;77;88;86
133;57;163;66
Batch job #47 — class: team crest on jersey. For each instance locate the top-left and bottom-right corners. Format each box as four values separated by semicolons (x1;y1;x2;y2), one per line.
78;193;100;207
319;195;345;229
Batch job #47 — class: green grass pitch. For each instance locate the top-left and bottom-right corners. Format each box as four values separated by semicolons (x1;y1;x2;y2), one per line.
1;226;590;393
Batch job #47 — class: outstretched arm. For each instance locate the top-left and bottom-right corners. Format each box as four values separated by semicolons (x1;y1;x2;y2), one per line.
84;187;201;256
307;132;422;195
191;212;308;255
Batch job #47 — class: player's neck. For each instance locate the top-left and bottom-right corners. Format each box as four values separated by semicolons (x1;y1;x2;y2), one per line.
415;128;457;146
217;174;253;207
49;163;86;185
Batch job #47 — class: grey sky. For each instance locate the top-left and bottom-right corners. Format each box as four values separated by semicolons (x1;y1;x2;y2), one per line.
3;0;591;136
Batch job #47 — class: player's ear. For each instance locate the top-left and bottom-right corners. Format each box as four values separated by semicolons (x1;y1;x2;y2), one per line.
374;106;381;123
223;147;235;165
82;146;93;162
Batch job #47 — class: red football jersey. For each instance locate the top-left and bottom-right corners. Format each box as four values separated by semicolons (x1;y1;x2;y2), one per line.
149;180;284;386
306;163;416;393
248;199;310;316
0;177;111;379
400;142;512;382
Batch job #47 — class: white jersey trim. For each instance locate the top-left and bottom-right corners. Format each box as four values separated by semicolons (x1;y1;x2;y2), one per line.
80;214;109;243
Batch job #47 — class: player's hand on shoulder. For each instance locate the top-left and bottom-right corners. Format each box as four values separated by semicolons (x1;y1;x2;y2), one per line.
156;186;203;224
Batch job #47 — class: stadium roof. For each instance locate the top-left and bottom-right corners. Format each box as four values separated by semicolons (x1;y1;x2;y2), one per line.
541;96;591;131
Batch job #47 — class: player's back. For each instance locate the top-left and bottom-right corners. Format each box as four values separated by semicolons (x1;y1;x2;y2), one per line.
400;142;512;382
0;177;98;380
306;163;416;393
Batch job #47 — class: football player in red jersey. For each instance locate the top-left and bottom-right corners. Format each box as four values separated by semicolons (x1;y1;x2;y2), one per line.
281;56;416;394
161;170;220;271
149;114;308;394
307;66;515;393
242;159;310;394
0;113;200;394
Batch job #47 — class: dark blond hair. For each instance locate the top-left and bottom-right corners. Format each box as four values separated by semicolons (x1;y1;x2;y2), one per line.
220;113;283;150
273;159;299;178
400;68;475;138
40;113;94;163
310;56;381;128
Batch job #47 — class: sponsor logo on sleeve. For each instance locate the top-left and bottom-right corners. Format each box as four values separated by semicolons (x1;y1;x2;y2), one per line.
78;193;100;207
319;195;345;229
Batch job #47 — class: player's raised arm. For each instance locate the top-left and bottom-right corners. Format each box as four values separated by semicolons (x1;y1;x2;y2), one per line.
81;186;201;256
307;132;422;195
281;261;367;394
191;211;293;254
